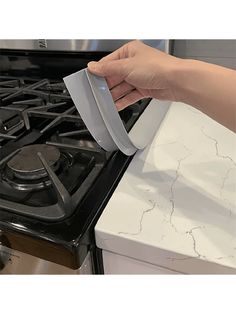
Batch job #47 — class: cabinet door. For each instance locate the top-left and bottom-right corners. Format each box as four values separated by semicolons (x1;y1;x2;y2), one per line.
102;250;180;274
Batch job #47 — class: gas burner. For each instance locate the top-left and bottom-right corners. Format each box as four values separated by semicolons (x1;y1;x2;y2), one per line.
0;141;101;220
2;144;63;192
7;144;60;180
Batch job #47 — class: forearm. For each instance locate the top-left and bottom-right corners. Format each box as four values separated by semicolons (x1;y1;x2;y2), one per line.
172;59;236;132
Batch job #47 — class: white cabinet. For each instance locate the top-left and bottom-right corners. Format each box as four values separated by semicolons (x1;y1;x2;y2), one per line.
102;250;181;274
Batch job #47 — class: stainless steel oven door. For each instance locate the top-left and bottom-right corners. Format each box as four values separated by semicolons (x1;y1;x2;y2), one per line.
0;236;92;274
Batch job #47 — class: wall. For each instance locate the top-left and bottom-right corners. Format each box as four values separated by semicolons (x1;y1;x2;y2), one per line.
173;40;236;69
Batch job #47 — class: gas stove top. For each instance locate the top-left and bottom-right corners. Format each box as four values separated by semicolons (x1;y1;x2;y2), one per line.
0;75;109;220
0;75;147;220
0;68;150;271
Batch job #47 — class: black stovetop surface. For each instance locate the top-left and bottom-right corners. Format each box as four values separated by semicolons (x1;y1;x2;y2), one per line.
0;50;150;269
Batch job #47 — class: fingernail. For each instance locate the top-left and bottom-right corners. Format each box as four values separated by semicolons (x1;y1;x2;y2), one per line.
87;61;98;70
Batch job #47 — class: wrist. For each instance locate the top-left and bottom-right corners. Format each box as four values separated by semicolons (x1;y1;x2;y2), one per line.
169;58;199;103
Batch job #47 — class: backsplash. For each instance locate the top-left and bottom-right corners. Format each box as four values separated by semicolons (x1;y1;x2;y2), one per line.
173;40;236;69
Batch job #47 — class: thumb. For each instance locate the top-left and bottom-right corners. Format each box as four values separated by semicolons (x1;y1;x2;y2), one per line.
87;59;129;78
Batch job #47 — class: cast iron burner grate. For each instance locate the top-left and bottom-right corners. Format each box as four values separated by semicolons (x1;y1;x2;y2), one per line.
0;74;147;222
0;76;84;140
0;75;109;221
0;143;104;221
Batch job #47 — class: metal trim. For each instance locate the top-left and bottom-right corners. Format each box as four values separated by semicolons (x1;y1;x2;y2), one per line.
0;39;168;52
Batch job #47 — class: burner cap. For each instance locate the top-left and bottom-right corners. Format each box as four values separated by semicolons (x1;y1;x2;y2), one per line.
7;144;60;180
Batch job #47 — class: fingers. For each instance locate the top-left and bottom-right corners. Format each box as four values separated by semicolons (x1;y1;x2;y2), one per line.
110;81;134;101
87;62;123;88
105;75;125;89
87;43;129;76
88;59;129;78
87;43;133;89
99;40;141;62
88;59;130;90
115;90;144;111
99;43;129;62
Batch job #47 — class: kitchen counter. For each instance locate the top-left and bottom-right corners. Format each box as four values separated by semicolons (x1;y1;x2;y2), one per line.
95;101;236;274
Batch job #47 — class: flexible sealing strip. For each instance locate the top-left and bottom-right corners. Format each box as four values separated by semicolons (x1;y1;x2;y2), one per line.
63;69;117;152
64;69;171;156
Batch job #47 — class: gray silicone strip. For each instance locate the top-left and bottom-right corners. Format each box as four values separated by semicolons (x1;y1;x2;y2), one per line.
63;69;118;152
64;68;171;156
86;70;137;156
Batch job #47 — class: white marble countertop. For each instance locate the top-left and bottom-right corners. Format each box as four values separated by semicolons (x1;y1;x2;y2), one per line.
95;101;236;274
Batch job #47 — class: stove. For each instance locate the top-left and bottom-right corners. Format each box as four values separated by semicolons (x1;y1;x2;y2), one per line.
0;40;167;274
0;75;111;222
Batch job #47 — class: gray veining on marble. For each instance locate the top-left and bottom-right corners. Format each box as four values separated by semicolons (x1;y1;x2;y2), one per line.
95;101;236;274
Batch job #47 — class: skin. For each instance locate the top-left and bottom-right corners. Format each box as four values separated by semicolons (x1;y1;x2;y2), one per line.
87;40;236;133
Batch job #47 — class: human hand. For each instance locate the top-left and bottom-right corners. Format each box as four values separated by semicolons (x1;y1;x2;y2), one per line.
87;40;183;110
89;40;236;132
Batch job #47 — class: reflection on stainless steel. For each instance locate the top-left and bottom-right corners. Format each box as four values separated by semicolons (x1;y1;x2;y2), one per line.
0;244;92;274
0;39;168;52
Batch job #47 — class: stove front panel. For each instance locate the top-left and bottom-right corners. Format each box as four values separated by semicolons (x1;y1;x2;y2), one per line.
0;244;92;274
